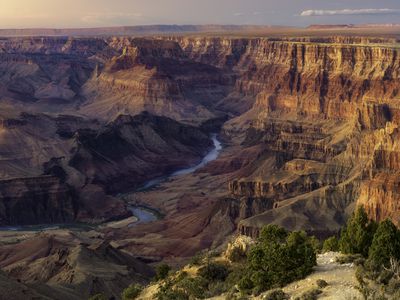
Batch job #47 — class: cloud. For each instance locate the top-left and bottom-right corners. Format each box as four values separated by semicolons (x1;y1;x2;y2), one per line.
234;11;266;17
81;12;143;25
300;8;400;17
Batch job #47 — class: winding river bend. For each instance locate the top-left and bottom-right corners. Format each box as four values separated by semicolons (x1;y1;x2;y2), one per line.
138;134;222;191
128;133;222;224
0;134;222;231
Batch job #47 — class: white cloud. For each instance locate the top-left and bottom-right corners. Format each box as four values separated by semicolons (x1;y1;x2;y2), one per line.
233;12;245;17
300;8;400;17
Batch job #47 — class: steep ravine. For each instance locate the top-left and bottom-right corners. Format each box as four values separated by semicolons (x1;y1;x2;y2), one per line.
1;36;400;299
0;35;400;240
0;112;214;226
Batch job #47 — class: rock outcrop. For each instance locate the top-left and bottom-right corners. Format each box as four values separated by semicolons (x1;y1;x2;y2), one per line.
0;176;77;225
80;38;232;123
1;35;400;238
0;233;155;299
69;112;213;193
162;36;400;234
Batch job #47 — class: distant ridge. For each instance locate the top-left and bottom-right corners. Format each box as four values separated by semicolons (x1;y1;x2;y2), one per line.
0;24;288;37
308;23;400;30
308;24;356;29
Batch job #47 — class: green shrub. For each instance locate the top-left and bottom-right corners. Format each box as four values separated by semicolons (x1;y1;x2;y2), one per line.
309;236;322;253
175;276;208;299
237;274;254;293
206;280;229;297
198;262;229;281
355;284;376;300
156;289;188;300
336;254;364;265
208;250;221;258
121;284;143;300
189;252;204;266
339;206;376;257
387;278;400;295
355;265;367;286
262;289;289;300
224;266;248;289
175;271;188;282
259;224;288;243
377;269;394;285
156;279;189;300
368;219;400;268
228;246;247;263
322;236;339;252
245;227;316;294
353;257;366;266
88;294;107;300
156;264;171;281
316;279;328;289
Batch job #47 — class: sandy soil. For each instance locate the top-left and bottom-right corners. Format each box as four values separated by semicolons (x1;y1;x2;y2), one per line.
138;252;362;300
280;252;362;300
102;216;138;229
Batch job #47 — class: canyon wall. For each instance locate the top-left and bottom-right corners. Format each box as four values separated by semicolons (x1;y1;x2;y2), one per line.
165;36;400;233
0;176;77;225
69;112;213;193
1;35;400;232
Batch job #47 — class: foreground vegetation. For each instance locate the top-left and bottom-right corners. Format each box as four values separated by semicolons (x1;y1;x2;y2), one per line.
333;207;400;300
148;225;317;299
91;206;400;300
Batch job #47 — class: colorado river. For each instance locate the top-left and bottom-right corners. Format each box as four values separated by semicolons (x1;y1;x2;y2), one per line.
0;223;94;232
128;133;222;224
0;134;222;231
138;133;222;191
128;207;158;226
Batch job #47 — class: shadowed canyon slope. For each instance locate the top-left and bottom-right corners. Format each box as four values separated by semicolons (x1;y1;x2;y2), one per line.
0;109;212;225
2;36;400;231
0;34;400;278
0;231;155;299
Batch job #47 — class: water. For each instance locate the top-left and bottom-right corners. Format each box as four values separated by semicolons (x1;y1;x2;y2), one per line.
0;223;94;232
0;134;222;231
129;134;222;224
171;134;222;176
138;134;222;191
128;207;158;227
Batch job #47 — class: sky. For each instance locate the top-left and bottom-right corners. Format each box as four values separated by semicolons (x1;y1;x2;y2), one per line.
1;0;400;28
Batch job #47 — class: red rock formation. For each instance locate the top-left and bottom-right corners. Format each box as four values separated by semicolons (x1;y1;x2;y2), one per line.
164;36;400;234
1;35;400;236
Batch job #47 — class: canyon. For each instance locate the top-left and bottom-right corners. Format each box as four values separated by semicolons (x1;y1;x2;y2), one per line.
0;30;399;298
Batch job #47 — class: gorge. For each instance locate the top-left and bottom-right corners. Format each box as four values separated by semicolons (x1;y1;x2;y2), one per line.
0;31;399;298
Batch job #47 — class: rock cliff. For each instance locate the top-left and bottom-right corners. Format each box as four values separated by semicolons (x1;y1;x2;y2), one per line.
0;108;213;225
69;112;213;193
0;176;77;225
80;38;232;123
1;35;400;235
164;36;400;233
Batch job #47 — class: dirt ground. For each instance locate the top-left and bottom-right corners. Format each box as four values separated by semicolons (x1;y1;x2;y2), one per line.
279;252;362;300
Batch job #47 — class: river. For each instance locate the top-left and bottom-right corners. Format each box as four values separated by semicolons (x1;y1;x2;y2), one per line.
128;133;222;224
137;133;222;191
0;134;222;231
